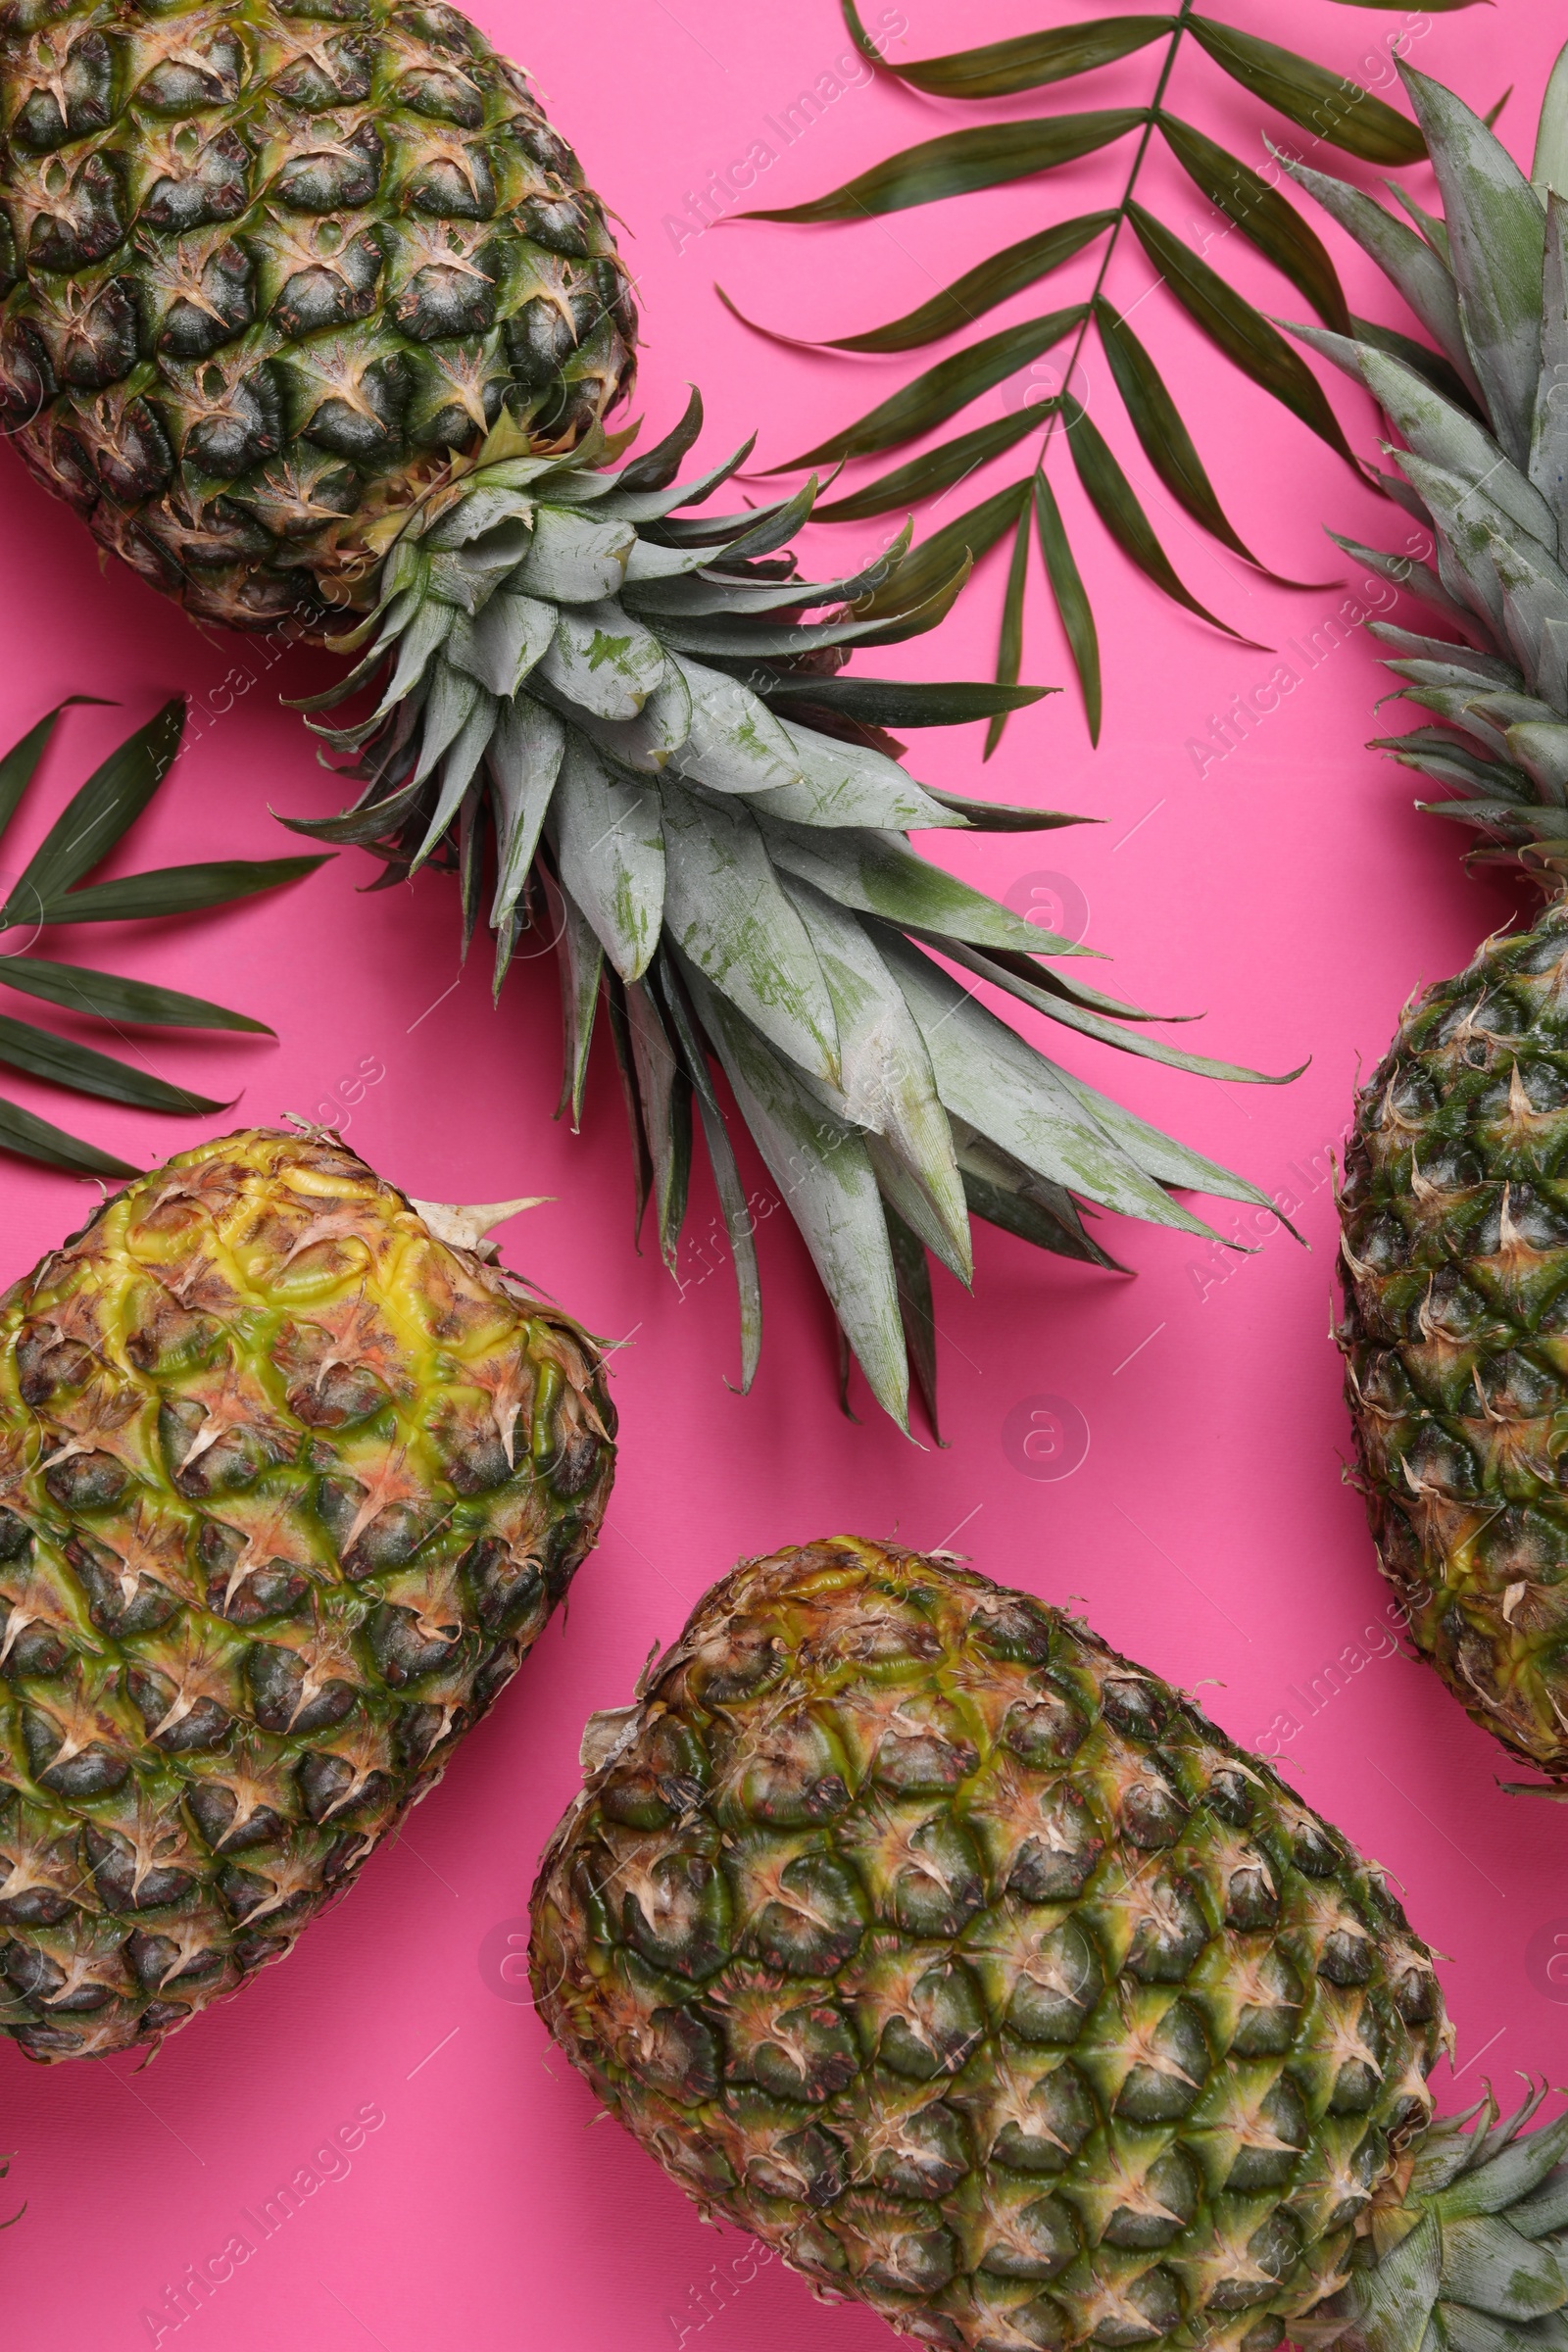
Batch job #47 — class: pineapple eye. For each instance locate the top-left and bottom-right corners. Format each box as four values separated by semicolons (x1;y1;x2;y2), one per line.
318;218;343;252
201;365;224;398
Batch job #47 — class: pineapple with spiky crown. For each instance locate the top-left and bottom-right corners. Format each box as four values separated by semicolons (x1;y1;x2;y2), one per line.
532;1538;1568;2352
0;1124;613;2059
1275;47;1568;1783
1;0;1292;1429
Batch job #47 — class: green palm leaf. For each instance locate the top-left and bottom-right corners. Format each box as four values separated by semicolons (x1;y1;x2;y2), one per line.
1126;204;1364;468
737;112;1145;224
842;2;1172;97
1094;298;1306;579
1061;394;1265;644
773;307;1087;470
1156;113;1349;331
719;217;1114;357
719;0;1476;737
1184;17;1427;166
0;700;324;1174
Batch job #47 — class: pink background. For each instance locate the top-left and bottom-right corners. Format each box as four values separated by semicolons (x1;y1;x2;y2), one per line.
1;3;1565;2344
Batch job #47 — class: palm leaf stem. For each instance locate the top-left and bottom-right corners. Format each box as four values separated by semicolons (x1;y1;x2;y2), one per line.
1035;0;1198;485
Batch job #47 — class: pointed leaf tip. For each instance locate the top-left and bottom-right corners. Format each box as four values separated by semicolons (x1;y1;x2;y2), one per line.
411;1197;553;1261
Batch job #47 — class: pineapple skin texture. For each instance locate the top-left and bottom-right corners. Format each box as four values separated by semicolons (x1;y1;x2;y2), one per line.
532;1539;1444;2352
1340;905;1568;1779
0;1126;614;2060
0;0;636;634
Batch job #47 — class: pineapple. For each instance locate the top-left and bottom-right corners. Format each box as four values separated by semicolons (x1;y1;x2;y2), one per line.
0;0;1288;1431
0;0;636;630
1279;53;1568;1781
0;1123;613;2060
531;1537;1568;2352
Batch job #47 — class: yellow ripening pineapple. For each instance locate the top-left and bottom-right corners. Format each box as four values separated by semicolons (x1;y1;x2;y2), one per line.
0;1124;613;2058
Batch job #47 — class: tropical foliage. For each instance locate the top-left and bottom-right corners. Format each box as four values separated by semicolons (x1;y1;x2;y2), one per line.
0;701;323;1176
725;0;1482;744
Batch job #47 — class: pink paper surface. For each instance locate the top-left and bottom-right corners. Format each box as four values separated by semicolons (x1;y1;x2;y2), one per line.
1;4;1564;2345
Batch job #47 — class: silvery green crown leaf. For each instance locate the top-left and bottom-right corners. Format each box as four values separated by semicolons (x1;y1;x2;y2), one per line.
1286;46;1568;878
286;391;1288;1432
1307;2085;1568;2352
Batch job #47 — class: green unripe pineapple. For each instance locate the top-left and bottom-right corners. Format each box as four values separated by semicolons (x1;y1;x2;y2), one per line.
0;1124;613;2058
533;1539;1568;2352
0;0;635;631
1281;52;1568;1779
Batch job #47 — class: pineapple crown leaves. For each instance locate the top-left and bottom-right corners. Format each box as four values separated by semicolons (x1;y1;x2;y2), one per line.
0;700;327;1181
710;0;1481;749
1277;48;1568;883
1309;2082;1568;2352
280;389;1299;1435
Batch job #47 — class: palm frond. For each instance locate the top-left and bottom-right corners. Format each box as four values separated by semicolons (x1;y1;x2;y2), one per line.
717;0;1481;746
0;701;327;1177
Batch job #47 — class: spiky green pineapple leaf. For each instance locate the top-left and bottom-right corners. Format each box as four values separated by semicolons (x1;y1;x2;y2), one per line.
940;940;1300;1085
292;421;1291;1422
659;782;841;1088
622;976;692;1270
552;734;664;982
883;1202;942;1442
544;868;602;1130
1400;62;1547;469
616;385;704;492
655;955;762;1392
683;958;910;1429
1534;43;1568;199
781;871;971;1282
952;1118;1119;1266
878;929;1219;1236
846;488;1021;633
760;818;1091;960
1273;145;1480;396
